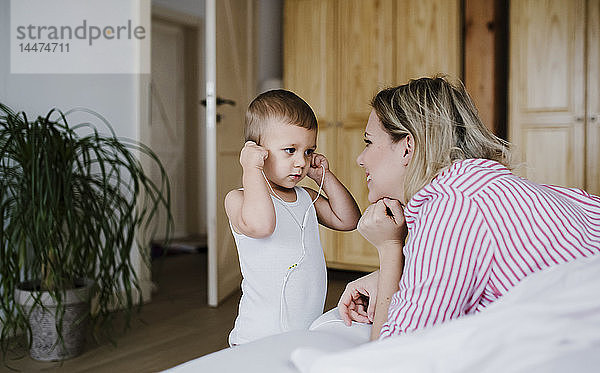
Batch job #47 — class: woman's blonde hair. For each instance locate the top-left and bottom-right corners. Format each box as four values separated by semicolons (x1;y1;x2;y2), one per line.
371;75;512;203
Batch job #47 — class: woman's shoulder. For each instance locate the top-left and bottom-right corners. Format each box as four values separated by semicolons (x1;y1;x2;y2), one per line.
439;158;510;179
407;159;511;210
433;159;511;192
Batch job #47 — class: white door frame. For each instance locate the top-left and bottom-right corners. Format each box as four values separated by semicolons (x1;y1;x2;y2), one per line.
205;0;218;307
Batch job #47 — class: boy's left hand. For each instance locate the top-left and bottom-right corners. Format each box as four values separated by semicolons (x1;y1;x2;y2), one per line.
307;153;329;182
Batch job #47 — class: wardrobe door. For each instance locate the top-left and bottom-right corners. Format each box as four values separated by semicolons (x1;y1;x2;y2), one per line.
587;0;600;195
335;0;394;270
509;0;586;188
396;0;462;83
283;0;463;270
283;0;339;262
283;0;337;124
337;0;394;121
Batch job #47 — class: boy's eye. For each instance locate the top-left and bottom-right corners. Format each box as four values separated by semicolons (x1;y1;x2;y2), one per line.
284;148;296;154
363;138;372;146
304;149;315;156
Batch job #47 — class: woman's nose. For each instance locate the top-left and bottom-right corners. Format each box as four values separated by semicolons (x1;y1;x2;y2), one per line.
356;150;365;167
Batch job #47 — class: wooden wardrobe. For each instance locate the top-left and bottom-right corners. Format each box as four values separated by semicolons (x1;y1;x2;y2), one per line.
283;0;462;271
509;0;600;195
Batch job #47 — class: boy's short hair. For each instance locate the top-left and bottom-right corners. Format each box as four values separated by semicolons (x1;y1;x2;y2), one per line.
245;89;318;144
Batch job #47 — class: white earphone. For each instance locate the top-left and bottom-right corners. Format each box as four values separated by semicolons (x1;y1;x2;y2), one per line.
261;164;326;330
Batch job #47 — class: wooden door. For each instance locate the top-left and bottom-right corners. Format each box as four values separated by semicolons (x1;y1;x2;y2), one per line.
587;0;600;195
283;0;463;270
150;20;188;239
509;0;586;188
283;0;337;125
209;0;257;306
395;0;462;83
464;0;508;136
284;0;339;262
335;0;395;270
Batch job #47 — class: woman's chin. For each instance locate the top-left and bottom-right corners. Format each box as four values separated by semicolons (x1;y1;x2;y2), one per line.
367;192;380;204
368;191;399;204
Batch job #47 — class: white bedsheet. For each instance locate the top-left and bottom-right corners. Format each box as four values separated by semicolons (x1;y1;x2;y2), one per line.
162;308;370;373
164;255;600;373
303;255;600;373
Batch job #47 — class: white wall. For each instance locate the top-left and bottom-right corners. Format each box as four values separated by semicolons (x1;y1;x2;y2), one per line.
258;0;283;92
150;0;284;93
0;0;141;139
152;0;204;17
0;0;152;304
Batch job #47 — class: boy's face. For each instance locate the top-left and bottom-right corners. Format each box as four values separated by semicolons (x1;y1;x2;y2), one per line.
260;119;317;191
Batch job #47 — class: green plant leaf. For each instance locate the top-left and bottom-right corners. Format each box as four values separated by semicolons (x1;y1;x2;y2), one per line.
0;103;172;359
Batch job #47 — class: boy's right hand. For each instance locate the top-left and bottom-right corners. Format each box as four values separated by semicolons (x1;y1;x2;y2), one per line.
240;141;268;170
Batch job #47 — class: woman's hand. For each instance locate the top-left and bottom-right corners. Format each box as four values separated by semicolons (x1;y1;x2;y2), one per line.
358;198;406;339
357;198;407;252
307;153;329;182
338;271;379;326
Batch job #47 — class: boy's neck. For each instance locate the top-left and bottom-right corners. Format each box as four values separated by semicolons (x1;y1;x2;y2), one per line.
269;182;297;202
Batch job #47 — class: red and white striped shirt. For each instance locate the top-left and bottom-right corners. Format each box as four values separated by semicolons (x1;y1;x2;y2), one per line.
380;158;600;338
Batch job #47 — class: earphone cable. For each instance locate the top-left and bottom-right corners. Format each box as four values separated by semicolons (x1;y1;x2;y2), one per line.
260;165;326;330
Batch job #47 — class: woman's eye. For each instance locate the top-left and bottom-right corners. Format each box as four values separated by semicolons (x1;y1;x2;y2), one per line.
284;148;296;154
363;139;372;147
304;149;315;156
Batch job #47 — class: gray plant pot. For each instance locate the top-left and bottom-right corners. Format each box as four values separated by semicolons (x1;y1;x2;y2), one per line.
15;279;93;361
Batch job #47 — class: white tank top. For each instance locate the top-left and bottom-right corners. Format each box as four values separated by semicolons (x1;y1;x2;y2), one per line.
228;186;327;345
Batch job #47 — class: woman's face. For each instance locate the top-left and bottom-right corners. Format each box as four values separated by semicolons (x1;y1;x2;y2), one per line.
356;110;412;203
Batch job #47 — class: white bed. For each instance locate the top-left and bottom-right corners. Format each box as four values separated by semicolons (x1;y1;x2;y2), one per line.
164;255;600;373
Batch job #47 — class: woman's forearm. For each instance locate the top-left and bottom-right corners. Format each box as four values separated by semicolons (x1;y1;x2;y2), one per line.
355;199;406;339
370;245;404;340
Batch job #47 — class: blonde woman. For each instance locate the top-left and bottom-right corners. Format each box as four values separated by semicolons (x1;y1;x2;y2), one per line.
338;76;600;340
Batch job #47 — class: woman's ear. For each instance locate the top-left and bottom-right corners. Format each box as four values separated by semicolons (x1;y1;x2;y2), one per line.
401;135;414;166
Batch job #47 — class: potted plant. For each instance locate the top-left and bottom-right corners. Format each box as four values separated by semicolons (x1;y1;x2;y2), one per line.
0;103;172;361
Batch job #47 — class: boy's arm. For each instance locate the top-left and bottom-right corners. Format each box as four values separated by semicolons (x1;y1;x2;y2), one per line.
225;141;275;238
306;153;361;231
